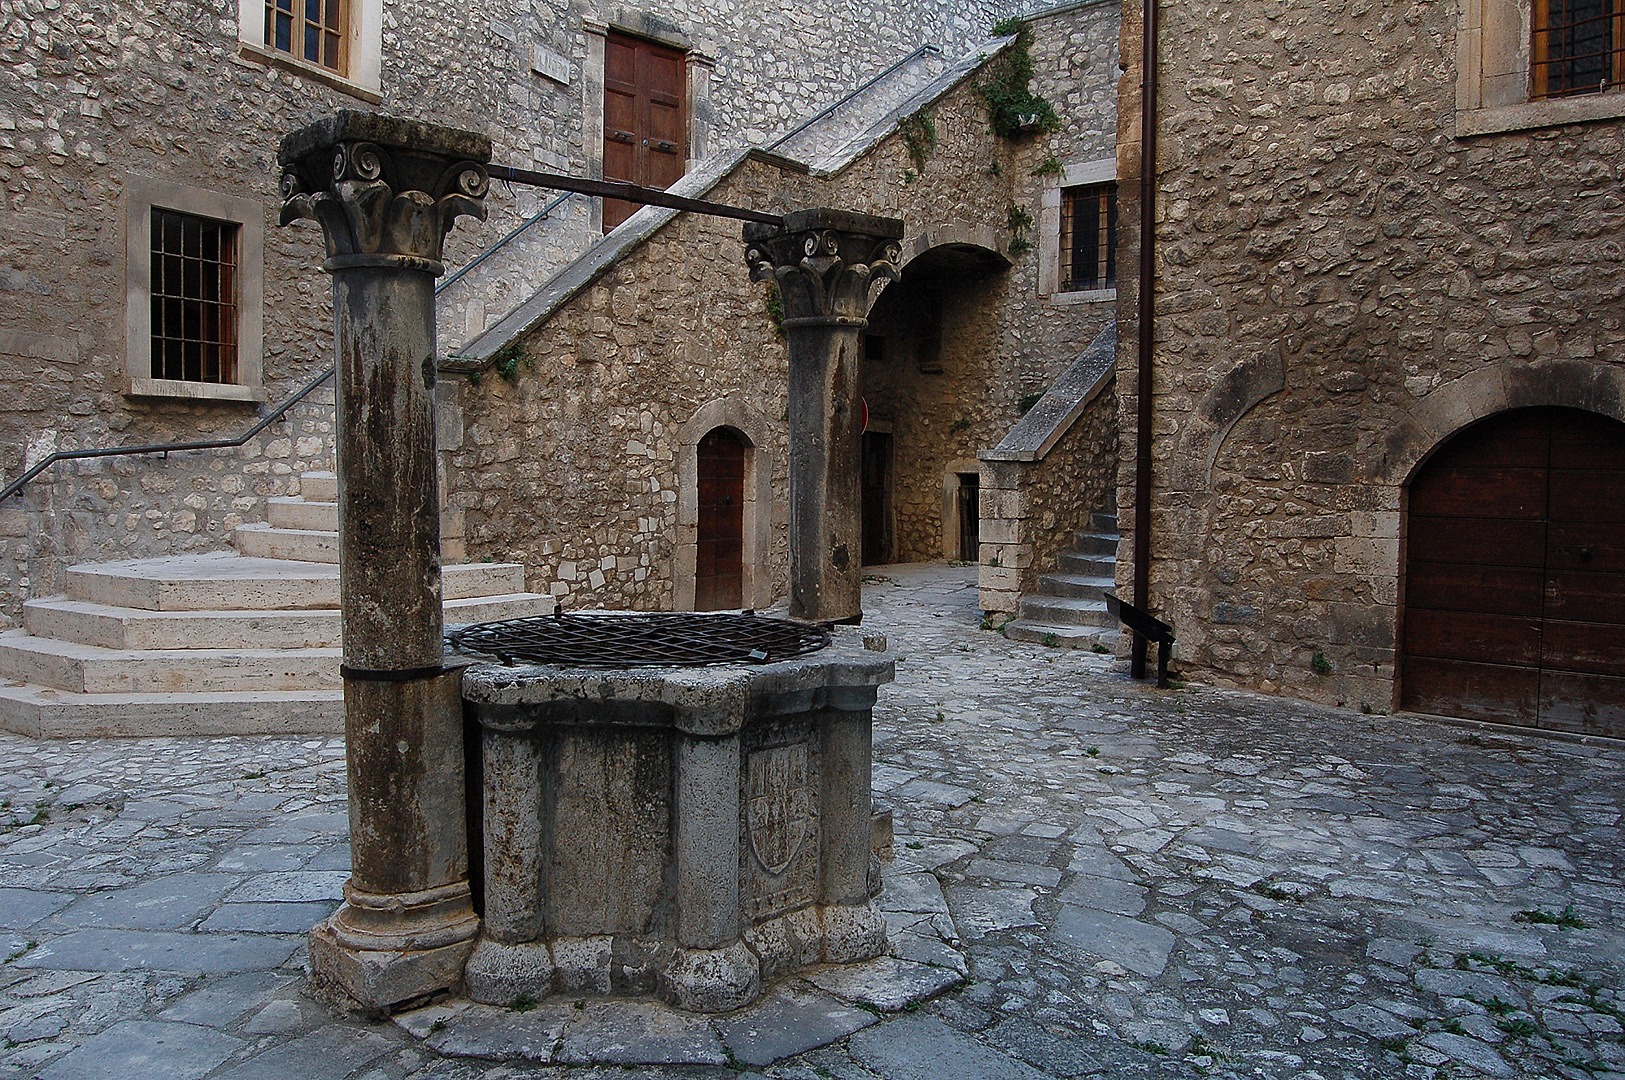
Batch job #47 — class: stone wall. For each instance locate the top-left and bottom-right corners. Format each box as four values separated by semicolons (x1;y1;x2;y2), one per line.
978;388;1117;613
447;5;1122;611
1115;0;1625;710
0;0;1048;622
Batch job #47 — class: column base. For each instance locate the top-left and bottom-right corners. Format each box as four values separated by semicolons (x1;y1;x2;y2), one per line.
309;916;477;1013
657;939;761;1013
463;938;556;1006
818;900;889;964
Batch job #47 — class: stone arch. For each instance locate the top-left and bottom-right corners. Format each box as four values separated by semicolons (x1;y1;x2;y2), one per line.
897;220;1011;275
674;396;773;610
1375;360;1625;488
1169;349;1286;493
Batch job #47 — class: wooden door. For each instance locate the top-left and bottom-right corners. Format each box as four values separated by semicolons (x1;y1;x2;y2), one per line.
861;432;892;566
603;32;686;232
957;473;980;562
1401;407;1625;735
695;428;744;611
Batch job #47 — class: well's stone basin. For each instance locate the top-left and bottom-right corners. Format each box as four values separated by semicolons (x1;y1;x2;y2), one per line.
459;625;894;1012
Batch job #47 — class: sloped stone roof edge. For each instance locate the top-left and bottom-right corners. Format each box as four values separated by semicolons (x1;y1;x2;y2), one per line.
443;147;807;371
809;35;1016;177
980;320;1117;463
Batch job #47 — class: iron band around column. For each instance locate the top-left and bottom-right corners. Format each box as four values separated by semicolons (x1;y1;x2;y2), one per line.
339;663;448;683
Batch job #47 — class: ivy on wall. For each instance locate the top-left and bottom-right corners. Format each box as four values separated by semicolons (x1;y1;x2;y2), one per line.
976;18;1060;139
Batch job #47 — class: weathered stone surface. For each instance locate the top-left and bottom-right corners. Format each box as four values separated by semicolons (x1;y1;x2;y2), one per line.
943;886;1039;938
211;1024;397;1080
13;929;297;974
849;1015;1053;1080
51;873;240;930
806;954;962;1012
462;939;555;1006
553;1001;727;1066
37;1020;240;1080
714;983;878;1066
414;1001;573;1062
0;889;71;930
1050;906;1175;978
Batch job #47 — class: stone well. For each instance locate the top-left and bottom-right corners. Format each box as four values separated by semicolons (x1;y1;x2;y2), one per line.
456;620;893;1013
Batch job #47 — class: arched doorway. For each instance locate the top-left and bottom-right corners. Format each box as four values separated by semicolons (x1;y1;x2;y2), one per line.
1401;407;1625;735
695;426;745;610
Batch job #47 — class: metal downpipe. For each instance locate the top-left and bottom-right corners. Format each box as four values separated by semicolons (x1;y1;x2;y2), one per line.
1131;0;1159;680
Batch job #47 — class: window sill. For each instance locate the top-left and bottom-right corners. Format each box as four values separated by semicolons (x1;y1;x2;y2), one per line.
1047;287;1116;306
236;43;383;103
1457;91;1625;137
128;378;269;404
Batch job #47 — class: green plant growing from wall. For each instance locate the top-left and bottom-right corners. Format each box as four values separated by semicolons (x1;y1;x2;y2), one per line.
977;18;1060;139
1017;391;1043;415
764;281;785;339
949;417;973;433
898;109;937;174
1311;650;1333;675
1031;156;1063;177
1006;203;1035;257
492;342;525;383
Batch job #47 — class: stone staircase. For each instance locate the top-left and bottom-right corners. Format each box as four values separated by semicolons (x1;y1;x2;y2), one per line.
0;472;554;738
1003;508;1122;651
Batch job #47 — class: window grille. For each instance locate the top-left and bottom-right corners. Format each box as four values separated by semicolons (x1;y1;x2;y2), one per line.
1060;183;1117;293
1533;0;1624;98
150;210;239;385
264;0;347;73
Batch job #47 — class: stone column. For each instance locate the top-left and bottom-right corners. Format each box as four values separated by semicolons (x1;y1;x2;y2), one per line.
662;730;758;1012
278;111;491;1012
745;210;903;624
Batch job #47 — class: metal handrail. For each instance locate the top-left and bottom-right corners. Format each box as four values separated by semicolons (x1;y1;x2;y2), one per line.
1;364;336;501
437;191;575;294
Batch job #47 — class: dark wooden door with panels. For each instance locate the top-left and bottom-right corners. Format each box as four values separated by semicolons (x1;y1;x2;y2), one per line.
603;31;686;232
1401;407;1625;736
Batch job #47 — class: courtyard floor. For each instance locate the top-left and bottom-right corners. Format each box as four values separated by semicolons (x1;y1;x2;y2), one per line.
0;562;1622;1080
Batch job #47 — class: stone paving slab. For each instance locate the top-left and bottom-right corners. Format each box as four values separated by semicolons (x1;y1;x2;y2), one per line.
36;1019;241;1080
0;564;1623;1079
12;929;300;974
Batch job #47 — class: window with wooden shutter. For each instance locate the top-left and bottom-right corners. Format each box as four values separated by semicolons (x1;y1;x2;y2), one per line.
603;32;687;232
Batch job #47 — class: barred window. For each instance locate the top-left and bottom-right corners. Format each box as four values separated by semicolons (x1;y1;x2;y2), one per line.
1060;183;1117;293
150;209;239;385
265;0;347;73
1533;0;1624;98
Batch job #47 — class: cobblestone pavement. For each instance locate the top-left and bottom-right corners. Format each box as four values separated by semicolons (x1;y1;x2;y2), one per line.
1;562;1622;1080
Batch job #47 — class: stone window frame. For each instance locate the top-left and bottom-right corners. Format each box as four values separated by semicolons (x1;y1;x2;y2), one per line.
582;9;715;233
235;0;384;103
1038;156;1117;306
1457;0;1625;136
125;175;267;404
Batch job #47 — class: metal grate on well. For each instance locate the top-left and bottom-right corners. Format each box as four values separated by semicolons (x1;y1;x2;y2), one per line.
447;611;832;669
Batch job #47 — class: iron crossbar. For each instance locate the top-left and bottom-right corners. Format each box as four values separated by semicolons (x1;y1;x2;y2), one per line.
448;611;831;669
486;164;785;227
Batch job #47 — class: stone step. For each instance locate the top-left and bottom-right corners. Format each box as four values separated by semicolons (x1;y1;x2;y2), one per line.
1033;572;1116;600
300;471;338;502
66;553;526;611
233;524;341;563
1056;550;1116;577
1017;594;1117;628
1003;621;1121;651
0;632;341;694
24;592;554;651
1069;531;1119;556
1093;512;1118;534
265;496;339;533
0;683;343;739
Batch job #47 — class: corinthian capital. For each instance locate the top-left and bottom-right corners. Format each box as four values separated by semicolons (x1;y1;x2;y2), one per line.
744;209;905;326
278;111;492;275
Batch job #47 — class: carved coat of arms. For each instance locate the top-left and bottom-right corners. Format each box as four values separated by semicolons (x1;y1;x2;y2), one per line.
746;743;813;876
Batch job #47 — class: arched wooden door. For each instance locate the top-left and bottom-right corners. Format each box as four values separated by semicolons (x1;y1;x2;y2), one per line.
695;427;745;610
1402;407;1625;735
